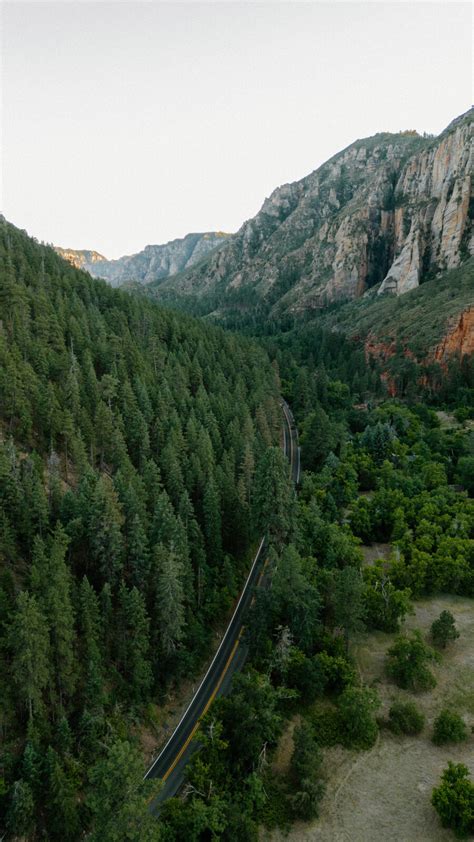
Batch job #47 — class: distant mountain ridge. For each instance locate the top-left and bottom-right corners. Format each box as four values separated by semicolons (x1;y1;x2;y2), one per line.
55;247;107;270
149;108;473;317
56;231;231;288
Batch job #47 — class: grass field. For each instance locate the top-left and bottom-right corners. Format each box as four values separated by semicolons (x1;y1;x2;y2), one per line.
264;595;474;842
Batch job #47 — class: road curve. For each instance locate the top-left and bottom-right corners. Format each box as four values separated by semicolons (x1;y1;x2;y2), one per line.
145;401;299;808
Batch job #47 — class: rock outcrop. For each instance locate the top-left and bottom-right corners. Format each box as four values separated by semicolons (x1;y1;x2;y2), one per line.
379;114;473;294
433;307;474;362
154;109;473;315
61;232;231;288
55;247;107;271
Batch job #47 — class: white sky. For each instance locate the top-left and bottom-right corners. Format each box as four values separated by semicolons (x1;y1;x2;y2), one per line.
1;1;472;258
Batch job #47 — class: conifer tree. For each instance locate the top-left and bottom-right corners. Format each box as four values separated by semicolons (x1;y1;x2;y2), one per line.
30;526;77;703
154;543;185;657
9;591;50;721
44;746;80;840
88;475;124;587
203;473;222;565
78;576;104;710
254;446;294;545
116;583;153;703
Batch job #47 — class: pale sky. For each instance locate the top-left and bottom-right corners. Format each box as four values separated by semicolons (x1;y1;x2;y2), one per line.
1;1;472;258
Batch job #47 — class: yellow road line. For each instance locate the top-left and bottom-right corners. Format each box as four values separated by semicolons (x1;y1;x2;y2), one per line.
162;630;242;782
156;553;270;788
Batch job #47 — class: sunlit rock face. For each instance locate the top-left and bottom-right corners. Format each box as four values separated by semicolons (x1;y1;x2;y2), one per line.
379;115;474;294
156;109;473;314
55;247;107;270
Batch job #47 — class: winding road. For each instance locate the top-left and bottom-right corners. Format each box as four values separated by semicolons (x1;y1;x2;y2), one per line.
145;400;300;808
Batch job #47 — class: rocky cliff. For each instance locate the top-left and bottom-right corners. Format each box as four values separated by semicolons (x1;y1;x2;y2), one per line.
60;232;231;288
55;247;107;271
154;109;473;316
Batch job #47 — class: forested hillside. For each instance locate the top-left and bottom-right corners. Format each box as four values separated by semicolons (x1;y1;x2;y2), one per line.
0;218;281;839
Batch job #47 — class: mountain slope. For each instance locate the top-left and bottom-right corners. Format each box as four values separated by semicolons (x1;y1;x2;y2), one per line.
0;216;281;839
316;258;474;357
57;231;231;287
150;109;473;317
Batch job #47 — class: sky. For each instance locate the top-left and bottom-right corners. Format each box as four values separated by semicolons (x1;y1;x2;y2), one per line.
1;2;472;259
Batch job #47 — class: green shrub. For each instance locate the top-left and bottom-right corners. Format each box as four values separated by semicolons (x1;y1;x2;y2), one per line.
288;722;325;820
432;762;474;837
260;772;293;831
314;652;356;694
386;630;438;691
364;567;412;632
285;649;327;703
432;710;468;745
308;705;341;747
338;685;380;749
431;610;460;649
388;700;425;735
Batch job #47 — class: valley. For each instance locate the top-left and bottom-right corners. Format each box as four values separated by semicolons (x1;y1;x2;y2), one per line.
1;105;473;842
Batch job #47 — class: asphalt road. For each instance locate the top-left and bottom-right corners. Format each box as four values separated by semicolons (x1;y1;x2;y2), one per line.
145;401;299;808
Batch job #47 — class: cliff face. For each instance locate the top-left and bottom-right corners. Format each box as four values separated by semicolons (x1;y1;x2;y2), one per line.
433;307;474;362
156;109;473;314
54;247;107;270
77;232;230;288
379;114;473;294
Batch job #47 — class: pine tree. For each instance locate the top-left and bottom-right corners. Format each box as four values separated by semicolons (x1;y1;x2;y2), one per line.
116;583;153;703
78;577;104;710
332;565;366;651
30;526;77;704
253;447;295;546
6;779;35;837
203;473;222;565
44;746;80;840
88;475;124;587
9;591;50;721
87;740;161;842
153;543;185;657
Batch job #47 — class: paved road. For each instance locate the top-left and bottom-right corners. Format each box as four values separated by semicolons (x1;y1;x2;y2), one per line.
145;401;299;808
281;398;301;486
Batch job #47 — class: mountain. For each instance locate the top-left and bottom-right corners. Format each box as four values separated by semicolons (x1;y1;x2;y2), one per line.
54;246;107;270
0;216;282;839
57;231;231;287
150;109;473;318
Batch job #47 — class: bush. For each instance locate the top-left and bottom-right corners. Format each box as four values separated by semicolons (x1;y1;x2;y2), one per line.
308;705;341;747
288;722;325;821
338;685;380;750
364;567;412;633
432;762;474;837
431;610;460;648
388;700;425;735
386;630;438;691
432;710;468;745
314;652;356;694
285;649;327;703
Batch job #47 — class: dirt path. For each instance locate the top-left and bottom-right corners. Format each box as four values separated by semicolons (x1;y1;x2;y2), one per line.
264;596;474;842
360;542;392;568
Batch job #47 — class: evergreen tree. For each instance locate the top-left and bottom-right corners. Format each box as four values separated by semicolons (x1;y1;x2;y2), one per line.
9;592;50;721
78;576;104;710
153;543;185;657
88;475;125;587
44;746;80;840
116;583;153;703
30;526;77;704
254;446;295;545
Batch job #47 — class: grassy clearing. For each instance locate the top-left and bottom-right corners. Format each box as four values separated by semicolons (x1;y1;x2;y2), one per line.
264;595;474;842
